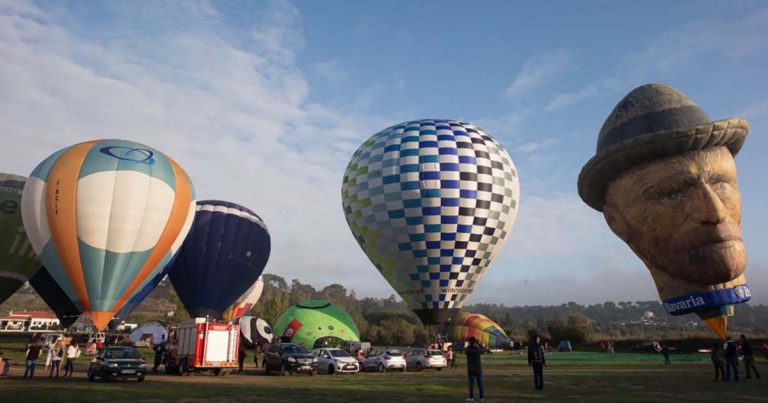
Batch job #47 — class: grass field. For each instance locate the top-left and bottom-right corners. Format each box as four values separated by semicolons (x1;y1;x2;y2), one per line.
1;350;765;402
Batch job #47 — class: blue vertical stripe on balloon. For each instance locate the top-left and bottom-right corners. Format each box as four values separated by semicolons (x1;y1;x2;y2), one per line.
460;190;478;198
438;148;458;155
458;156;476;164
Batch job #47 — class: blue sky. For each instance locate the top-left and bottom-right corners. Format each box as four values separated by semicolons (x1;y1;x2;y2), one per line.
1;0;766;306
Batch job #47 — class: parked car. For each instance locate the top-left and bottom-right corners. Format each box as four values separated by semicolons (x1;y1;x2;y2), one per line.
312;348;360;374
87;346;147;382
632;341;662;353
405;348;447;371
362;348;407;372
263;343;318;375
558;341;573;352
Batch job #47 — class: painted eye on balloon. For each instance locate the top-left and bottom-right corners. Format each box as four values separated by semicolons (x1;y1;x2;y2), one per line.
328;325;334;331
256;319;272;337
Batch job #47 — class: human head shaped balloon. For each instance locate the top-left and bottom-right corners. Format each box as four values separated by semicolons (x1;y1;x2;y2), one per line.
578;83;750;326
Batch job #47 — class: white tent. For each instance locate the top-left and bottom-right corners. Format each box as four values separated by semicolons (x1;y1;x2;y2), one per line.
129;321;168;346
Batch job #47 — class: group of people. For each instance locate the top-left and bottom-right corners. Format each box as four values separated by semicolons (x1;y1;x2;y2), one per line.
463;335;547;402
22;339;80;380
710;335;761;382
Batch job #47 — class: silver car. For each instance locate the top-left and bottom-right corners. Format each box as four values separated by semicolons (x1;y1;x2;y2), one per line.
362;348;407;372
312;348;360;374
405;348;447;371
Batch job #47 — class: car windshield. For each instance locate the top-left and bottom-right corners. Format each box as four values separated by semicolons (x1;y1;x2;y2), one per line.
282;344;308;354
103;348;141;359
330;350;351;358
428;350;443;356
387;350;402;356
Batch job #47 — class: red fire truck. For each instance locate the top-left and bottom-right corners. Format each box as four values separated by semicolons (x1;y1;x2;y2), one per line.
165;318;240;376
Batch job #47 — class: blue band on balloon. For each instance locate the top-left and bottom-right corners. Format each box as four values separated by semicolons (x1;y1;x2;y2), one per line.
662;285;751;316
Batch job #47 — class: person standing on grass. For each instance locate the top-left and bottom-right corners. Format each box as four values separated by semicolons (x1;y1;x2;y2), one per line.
465;336;484;402
711;342;725;382
63;342;80;377
152;334;167;372
740;335;761;379
238;346;247;372
446;346;455;369
724;336;739;382
49;341;64;378
528;335;546;391
662;344;671;365
22;343;42;379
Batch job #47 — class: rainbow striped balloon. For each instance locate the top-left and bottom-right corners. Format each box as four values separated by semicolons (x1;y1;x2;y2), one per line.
446;312;511;349
21;140;195;330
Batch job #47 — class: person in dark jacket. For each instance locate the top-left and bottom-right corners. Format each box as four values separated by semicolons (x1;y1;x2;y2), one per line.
711;342;725;382
152;335;166;372
23;343;42;379
238;346;247;372
740;334;761;379
724;336;739;382
464;337;484;402
528;336;546;391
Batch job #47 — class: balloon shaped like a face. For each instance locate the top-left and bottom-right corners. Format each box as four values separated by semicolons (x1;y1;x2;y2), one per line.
578;84;750;335
445;312;510;349
221;276;264;321
237;316;273;346
21;140;196;330
342;119;520;325
273;300;359;349
0;173;40;304
168;200;271;319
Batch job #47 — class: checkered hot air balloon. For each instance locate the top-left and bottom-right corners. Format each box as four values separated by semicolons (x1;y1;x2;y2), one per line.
342;119;520;325
21;140;196;330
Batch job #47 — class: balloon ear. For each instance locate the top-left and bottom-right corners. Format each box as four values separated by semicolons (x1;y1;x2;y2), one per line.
602;202;630;243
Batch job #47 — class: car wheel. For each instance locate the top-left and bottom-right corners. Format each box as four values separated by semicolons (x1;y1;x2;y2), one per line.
137;375;145;382
280;363;287;376
401;367;406;373
87;368;95;382
378;363;385;373
263;360;270;375
309;370;316;376
436;367;442;371
416;362;423;372
328;365;335;375
213;368;221;376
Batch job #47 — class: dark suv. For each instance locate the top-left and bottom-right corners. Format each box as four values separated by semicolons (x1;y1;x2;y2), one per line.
87;346;147;382
263;343;318;375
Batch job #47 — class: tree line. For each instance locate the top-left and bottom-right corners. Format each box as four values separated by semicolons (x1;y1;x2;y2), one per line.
3;273;767;346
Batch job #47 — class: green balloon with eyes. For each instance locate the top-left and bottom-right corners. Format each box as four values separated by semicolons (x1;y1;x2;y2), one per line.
273;300;360;349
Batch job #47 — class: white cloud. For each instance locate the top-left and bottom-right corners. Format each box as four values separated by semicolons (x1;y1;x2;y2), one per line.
505;50;570;97
0;0;386;295
311;59;347;86
515;138;558;154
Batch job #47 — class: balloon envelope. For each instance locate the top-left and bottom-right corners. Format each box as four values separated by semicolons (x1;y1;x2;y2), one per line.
21;140;196;330
342;119;520;325
168;200;270;318
445;312;510;349
28;266;82;328
273;300;360;349
0;173;41;304
221;276;264;321
236;315;273;346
